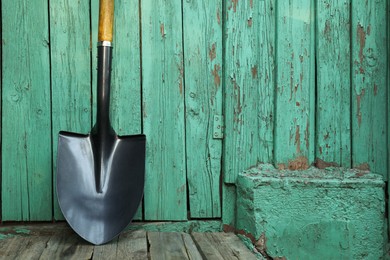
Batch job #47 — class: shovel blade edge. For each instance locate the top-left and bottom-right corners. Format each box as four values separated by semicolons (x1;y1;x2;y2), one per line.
56;131;146;245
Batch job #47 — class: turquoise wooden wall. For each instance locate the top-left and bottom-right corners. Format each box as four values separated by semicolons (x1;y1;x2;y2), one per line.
1;0;389;222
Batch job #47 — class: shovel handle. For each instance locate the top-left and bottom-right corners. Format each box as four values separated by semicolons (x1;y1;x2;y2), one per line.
98;0;114;42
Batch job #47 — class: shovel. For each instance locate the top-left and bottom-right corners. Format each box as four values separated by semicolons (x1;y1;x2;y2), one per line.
56;0;146;245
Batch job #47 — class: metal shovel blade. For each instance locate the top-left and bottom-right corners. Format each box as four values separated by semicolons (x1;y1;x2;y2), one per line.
57;131;145;245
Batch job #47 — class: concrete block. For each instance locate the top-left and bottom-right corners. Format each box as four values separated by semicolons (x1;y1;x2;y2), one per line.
236;164;385;259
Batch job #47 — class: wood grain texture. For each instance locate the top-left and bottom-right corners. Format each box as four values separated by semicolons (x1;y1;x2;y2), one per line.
2;0;52;220
50;0;92;220
224;0;275;183
148;232;190;260
315;0;351;168
191;233;225;260
117;230;148;259
91;0;143;220
39;230;94;259
141;0;187;220
274;0;315;168
183;0;222;218
351;0;387;178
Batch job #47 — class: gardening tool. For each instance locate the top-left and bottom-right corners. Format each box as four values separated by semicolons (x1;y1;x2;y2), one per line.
56;0;146;245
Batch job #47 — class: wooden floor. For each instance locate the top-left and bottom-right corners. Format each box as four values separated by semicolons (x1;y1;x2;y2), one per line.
0;223;258;259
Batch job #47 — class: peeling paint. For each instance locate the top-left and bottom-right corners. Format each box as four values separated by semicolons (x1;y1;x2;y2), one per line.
295;125;301;154
212;64;221;87
217;8;221;25
315;158;339;169
247;17;253;27
209;43;216;61
160;23;165;38
251;65;257;78
356;23;366;63
289;156;309;170
356;89;365;127
355;163;370;171
232;0;238;12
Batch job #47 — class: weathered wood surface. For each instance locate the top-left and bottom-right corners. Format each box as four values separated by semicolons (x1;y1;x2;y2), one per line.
192;232;257;260
315;0;351;168
274;0;315;169
141;0;187;220
0;224;258;259
351;0;388;178
0;0;389;222
49;0;92;221
224;0;275;183
183;0;222;218
2;0;52;220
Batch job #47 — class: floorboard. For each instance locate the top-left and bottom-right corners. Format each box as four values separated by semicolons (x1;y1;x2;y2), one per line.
0;223;259;259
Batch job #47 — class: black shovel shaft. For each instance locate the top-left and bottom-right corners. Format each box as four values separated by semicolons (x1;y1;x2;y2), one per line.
94;43;113;136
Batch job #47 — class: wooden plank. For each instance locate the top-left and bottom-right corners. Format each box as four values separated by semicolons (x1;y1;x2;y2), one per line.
182;0;222;218
0;237;30;259
110;0;143;220
117;230;148;259
210;233;257;260
191;233;224;260
224;0;275;183
39;230;94;260
90;0;143;220
93;237;119;260
148;232;190;259
49;0;92;221
182;233;203;260
14;236;53;259
315;0;351;168
2;0;52;220
274;0;315;169
141;0;187;220
351;0;387;179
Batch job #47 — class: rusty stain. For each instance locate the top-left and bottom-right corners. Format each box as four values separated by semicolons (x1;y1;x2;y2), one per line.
222;225;281;259
178;57;184;95
248;17;253;27
324;132;330;140
160;23;165;38
357;23;366;63
251;65;258;78
209;43;216;61
250;0;253;9
295;125;301;154
299;72;303;87
255;233;268;256
296;102;300;107
288;156;309;171
319;147;323;155
217;8;221;25
315;158;339;169
232;78;243;122
374;84;378;96
323;20;331;39
355;163;370;171
356;89;365;127
232;0;238;12
212;64;221;87
305;122;310;150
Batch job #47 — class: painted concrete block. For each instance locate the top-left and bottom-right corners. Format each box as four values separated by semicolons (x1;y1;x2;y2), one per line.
236;164;385;259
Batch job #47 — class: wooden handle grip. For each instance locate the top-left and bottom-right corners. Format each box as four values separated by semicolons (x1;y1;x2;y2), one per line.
98;0;114;42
